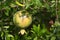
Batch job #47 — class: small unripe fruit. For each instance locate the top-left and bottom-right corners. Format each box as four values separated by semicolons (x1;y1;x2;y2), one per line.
13;10;32;28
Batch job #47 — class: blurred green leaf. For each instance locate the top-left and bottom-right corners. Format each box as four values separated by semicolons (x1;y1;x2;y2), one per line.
51;36;56;40
32;24;41;34
3;26;9;29
33;37;37;40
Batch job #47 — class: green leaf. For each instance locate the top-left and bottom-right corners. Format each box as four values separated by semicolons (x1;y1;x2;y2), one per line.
10;3;17;7
41;29;47;34
51;36;56;40
3;26;9;29
1;32;4;37
33;25;37;33
4;6;10;16
32;24;41;33
8;34;14;40
33;37;37;40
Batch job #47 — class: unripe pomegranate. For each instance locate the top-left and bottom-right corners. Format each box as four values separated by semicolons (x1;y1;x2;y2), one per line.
13;10;32;35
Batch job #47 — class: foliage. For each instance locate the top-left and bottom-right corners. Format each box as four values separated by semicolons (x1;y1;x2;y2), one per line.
0;0;60;40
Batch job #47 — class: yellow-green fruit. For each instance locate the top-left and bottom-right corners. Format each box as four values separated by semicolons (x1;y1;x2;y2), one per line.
13;10;32;28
